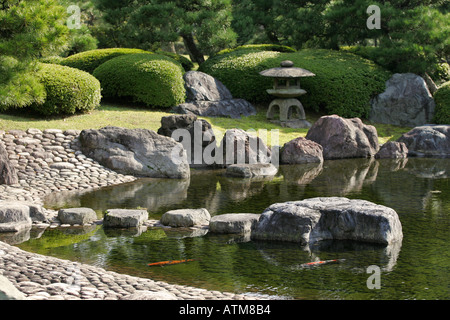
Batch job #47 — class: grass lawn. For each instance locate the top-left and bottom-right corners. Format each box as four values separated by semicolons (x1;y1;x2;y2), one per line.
0;102;411;146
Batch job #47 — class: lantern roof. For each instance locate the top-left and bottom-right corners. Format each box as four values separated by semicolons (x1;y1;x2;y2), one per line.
259;60;315;78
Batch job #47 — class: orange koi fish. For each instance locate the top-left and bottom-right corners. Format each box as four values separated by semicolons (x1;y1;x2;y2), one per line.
300;259;345;267
148;259;196;267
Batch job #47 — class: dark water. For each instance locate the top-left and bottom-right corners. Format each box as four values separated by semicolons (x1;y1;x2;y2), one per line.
7;157;450;300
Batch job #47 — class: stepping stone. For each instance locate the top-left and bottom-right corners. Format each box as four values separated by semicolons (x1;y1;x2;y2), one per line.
103;209;148;228
209;213;260;234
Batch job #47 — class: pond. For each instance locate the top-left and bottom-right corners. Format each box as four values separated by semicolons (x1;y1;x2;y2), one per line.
6;157;450;300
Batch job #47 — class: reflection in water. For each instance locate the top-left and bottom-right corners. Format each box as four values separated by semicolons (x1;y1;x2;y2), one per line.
8;158;450;299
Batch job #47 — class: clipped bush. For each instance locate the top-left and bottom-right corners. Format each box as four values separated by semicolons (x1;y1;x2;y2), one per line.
433;81;450;124
156;50;194;71
341;46;450;83
200;49;391;118
92;53;185;108
214;44;296;57
59;48;150;74
32;63;101;115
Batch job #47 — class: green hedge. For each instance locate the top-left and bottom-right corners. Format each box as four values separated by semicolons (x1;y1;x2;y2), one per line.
59;48;150;74
92;53;185;108
199;49;391;118
155;50;194;71
214;44;296;57
433;81;450;124
32;63;101;115
341;46;450;82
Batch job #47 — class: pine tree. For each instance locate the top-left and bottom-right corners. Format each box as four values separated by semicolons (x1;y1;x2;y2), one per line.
94;0;237;64
0;0;69;109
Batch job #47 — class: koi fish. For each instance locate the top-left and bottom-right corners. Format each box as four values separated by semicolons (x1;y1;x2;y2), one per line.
300;259;345;267
148;259;196;267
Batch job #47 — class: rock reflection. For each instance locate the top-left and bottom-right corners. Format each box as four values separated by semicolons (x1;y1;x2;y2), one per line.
254;239;402;272
309;158;379;196
0;227;31;245
218;176;273;202
278;162;323;185
104;226;148;237
44;178;190;212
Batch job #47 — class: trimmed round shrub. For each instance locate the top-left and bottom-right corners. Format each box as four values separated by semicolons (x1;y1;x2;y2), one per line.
32;63;101;115
156;50;194;71
433;81;450;124
92;53;186;108
59;48;150;74
199;49;391;118
214;44;296;57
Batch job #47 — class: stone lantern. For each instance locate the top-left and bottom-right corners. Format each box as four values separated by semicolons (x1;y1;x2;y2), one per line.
259;60;315;128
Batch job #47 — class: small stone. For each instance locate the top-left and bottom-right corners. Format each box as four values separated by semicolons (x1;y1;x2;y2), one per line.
50;162;75;170
43;129;63;135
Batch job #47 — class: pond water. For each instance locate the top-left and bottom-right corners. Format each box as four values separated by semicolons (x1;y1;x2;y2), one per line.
6;157;450;300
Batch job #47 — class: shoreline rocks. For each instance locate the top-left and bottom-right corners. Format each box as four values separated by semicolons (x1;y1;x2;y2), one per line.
375;141;408;159
397;125;450;157
79;126;190;179
280;137;323;164
306;115;379;160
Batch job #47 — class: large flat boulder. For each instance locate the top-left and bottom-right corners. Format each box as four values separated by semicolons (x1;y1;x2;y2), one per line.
79;126;190;179
209;213;260;234
306;115;379;160
369;73;435;127
397;125;450;157
251;197;403;245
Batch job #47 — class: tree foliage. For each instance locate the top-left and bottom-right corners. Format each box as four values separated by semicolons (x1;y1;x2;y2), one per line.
0;0;69;109
231;0;449;78
93;0;236;64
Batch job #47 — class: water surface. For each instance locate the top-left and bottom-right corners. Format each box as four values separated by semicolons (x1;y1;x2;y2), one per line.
7;158;450;299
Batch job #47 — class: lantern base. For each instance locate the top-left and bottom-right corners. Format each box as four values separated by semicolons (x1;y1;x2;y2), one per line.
266;98;308;122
